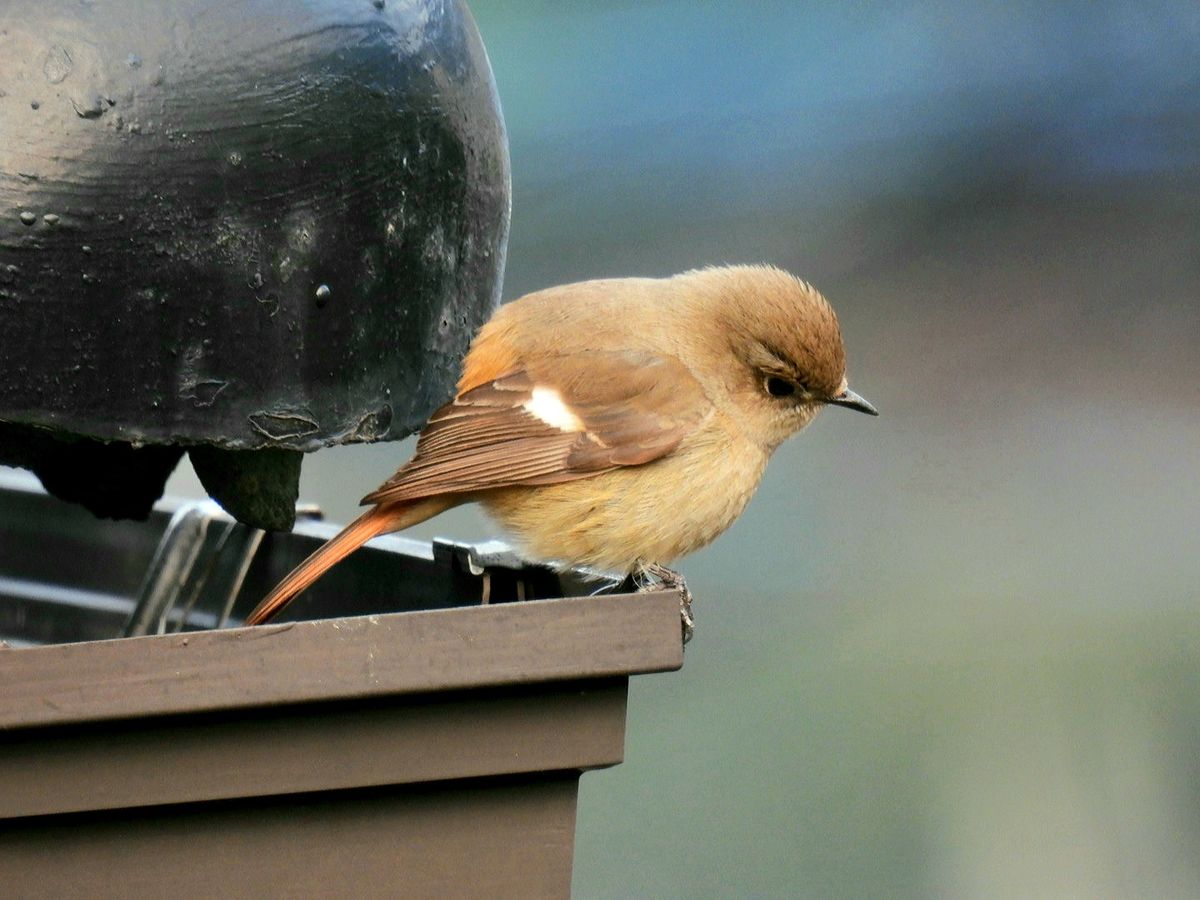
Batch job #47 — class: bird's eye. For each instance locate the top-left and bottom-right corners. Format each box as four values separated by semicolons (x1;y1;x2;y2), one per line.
764;376;796;398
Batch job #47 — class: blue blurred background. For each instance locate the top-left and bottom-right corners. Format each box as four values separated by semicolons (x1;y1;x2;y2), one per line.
170;1;1199;895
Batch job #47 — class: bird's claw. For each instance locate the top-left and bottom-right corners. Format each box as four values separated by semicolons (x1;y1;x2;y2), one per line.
635;563;695;645
679;595;695;644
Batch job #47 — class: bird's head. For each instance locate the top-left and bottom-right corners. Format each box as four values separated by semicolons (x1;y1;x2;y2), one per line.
676;265;877;450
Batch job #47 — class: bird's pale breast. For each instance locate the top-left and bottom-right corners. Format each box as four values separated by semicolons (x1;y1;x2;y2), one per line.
482;421;768;573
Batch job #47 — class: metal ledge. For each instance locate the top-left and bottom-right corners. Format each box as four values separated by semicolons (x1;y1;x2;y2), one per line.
0;473;685;897
0;591;682;732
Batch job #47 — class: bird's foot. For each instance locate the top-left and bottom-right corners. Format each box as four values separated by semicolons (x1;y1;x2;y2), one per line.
635;562;694;645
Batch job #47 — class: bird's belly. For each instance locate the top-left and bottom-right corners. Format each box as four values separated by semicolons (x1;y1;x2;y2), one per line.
481;440;768;574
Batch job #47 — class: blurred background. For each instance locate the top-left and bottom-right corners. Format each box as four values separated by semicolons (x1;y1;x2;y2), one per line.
165;1;1199;896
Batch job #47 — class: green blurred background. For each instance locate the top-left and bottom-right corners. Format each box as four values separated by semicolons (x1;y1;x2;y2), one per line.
173;1;1199;896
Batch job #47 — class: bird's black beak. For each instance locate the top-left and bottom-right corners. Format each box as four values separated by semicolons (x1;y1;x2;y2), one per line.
826;387;878;416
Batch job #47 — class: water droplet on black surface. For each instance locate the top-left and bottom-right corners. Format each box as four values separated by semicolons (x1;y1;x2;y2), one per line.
315;283;332;306
19;211;36;226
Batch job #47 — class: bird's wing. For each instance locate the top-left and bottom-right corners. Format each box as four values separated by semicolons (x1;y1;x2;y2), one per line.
361;350;713;506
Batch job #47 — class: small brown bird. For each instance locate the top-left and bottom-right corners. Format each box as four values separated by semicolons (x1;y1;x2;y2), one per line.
245;265;876;626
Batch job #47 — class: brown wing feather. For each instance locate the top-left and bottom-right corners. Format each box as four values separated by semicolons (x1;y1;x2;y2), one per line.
361;351;712;506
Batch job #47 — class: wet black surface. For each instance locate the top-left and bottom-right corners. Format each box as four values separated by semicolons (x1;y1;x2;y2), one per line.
0;0;510;523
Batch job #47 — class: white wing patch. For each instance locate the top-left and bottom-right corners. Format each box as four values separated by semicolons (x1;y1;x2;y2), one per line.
524;386;585;432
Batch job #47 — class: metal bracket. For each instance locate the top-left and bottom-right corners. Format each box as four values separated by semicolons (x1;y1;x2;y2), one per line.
429;537;634;604
122;503;322;638
432;538;529;576
123;502;257;637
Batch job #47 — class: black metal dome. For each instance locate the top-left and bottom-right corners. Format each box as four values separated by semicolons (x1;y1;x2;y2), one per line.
0;0;510;528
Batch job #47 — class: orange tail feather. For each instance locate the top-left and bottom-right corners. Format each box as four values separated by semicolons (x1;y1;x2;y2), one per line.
245;498;454;625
